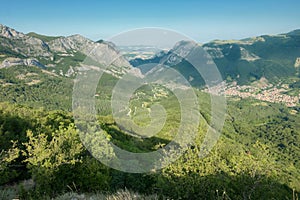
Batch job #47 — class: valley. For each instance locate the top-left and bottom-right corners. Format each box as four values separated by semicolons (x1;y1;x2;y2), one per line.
0;24;299;199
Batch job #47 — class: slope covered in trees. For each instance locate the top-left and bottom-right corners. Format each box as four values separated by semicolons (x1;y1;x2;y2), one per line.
0;97;299;199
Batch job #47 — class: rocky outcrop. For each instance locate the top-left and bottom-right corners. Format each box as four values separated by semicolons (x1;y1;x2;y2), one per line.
48;34;93;53
0;57;46;69
0;24;25;38
49;34;131;68
0;24;52;58
203;46;224;59
75;41;132;78
240;47;260;61
294;57;300;68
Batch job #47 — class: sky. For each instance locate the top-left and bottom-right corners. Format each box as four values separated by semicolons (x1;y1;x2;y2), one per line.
1;0;300;43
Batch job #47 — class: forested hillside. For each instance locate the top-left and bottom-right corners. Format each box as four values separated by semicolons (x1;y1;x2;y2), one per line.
0;96;299;199
0;24;299;199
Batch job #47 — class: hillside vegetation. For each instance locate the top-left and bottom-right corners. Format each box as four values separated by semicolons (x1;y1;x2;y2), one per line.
0;95;299;199
0;24;299;199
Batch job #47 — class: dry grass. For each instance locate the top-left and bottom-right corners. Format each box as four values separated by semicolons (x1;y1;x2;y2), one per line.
53;189;160;200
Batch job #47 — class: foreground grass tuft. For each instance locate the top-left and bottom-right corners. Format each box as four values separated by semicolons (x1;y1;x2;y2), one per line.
53;189;160;200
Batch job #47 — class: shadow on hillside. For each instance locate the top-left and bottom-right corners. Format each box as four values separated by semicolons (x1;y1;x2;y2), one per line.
0;112;32;185
13;142;297;200
1;111;297;200
100;122;176;152
10;166;298;200
145;171;295;200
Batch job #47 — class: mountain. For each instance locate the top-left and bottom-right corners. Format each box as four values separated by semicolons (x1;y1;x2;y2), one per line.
1;23;299;85
204;32;300;84
131;30;300;85
0;24;137;110
0;24;300;199
0;24;52;58
0;24;132;78
0;24;299;109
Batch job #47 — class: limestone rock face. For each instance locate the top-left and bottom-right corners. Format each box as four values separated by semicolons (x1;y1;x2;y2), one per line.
294;57;300;68
0;57;46;68
0;24;52;57
0;24;25;38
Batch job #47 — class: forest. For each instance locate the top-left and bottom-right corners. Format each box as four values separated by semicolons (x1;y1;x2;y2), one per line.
0;85;299;199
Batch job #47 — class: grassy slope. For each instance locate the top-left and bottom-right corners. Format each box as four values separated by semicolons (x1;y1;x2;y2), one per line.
26;32;61;42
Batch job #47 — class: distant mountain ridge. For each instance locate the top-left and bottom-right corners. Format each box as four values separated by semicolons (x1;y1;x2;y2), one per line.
1;23;300;86
0;24;299;110
131;29;300;85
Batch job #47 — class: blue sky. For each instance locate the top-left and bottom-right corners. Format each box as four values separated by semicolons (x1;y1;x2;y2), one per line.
1;0;300;43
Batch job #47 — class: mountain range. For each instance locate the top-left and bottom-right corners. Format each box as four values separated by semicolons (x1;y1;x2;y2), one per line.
0;24;300;106
0;24;300;199
1;23;300;87
131;31;300;86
